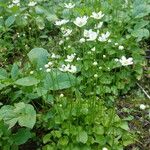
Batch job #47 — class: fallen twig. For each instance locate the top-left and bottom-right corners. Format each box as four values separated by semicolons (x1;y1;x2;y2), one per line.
136;82;150;99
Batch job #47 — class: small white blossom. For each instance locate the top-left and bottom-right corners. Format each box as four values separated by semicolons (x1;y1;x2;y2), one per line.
62;29;72;37
44;64;49;68
51;53;60;59
108;39;112;43
118;45;124;50
64;3;75;9
13;0;20;4
102;147;108;150
114;58;119;62
103;55;106;58
39;68;42;70
98;31;110;42
88;51;92;54
48;62;53;66
60;93;64;98
77;57;82;61
94;74;98;78
91;11;104;19
84;29;98;41
8;4;14;8
99;66;102;69
55;19;69;26
69;65;77;73
28;1;37;7
119;56;133;66
79;38;86;43
95;22;103;29
73;16;88;27
30;71;34;74
140;104;146;110
66;37;70;40
93;61;98;66
68;45;71;48
59;40;64;45
46;68;51;72
115;43;119;46
65;53;76;62
59;64;77;73
91;47;96;52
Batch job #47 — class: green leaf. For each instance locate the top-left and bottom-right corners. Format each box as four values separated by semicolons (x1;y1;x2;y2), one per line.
44;70;77;90
27;48;49;67
132;3;150;18
5;15;15;27
93;125;104;135
13;128;32;145
0;68;8;80
77;131;88;144
59;136;68;146
17;104;36;129
15;76;40;86
11;63;19;80
118;122;129;131
0;103;36;129
43;133;51;144
132;28;149;41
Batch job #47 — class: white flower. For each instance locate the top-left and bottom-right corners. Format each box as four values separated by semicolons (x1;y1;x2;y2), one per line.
95;22;103;29
140;104;146;110
102;147;108;150
62;29;72;37
46;68;51;72
93;61;98;66
44;64;49;68
64;3;75;9
114;58;119;62
59;64;77;73
108;39;112;43
79;38;86;43
84;29;98;41
115;43;119;46
65;53;76;62
13;0;20;4
68;45;71;48
39;68;42;70
55;19;69;26
30;71;34;74
48;62;53;66
91;11;104;19
119;56;133;66
59;40;64;45
77;57;82;61
118;45;124;50
28;1;37;7
98;31;110;42
91;47;96;52
94;74;98;78
69;65;77;73
73;16;88;27
60;93;64;97
8;4;14;8
51;53;60;59
66;37;70;40
103;55;106;58
99;66;102;69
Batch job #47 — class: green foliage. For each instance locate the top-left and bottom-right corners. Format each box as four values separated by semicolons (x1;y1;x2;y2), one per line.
40;99;135;150
0;0;149;149
0;102;36;129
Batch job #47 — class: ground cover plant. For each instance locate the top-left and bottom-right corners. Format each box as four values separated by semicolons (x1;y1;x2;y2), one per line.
0;0;150;150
